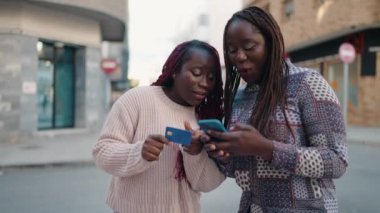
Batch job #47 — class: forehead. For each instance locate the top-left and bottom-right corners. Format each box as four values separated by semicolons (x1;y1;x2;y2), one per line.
226;19;262;41
184;47;215;64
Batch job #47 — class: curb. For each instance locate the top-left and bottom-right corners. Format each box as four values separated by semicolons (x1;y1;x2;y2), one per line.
347;139;380;147
0;160;95;170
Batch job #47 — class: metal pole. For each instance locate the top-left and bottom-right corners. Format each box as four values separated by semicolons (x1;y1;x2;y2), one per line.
343;62;349;126
122;0;129;90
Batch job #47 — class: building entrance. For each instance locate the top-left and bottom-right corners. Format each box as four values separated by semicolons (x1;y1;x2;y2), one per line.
37;41;75;129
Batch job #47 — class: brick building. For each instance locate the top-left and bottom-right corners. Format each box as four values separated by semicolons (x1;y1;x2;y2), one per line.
243;0;380;127
0;0;127;143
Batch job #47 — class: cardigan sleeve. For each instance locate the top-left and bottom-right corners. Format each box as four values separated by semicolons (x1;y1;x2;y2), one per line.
181;149;226;192
93;92;154;177
271;71;348;179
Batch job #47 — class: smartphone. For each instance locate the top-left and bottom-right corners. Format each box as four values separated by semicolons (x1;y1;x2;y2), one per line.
165;127;192;145
198;119;227;133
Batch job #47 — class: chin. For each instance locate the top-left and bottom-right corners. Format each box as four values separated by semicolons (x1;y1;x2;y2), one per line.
191;100;203;106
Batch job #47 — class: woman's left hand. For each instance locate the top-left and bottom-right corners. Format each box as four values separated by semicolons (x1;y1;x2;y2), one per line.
182;121;204;155
204;123;274;161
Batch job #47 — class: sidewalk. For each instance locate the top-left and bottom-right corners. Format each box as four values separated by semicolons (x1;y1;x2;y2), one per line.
346;126;380;145
0;126;379;169
0;129;98;168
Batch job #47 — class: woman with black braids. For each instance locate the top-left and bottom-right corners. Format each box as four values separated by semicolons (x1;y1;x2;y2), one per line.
205;6;348;212
93;40;225;213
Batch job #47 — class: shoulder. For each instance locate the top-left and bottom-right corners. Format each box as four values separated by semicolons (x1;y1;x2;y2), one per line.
120;86;159;99
288;64;340;105
287;63;321;90
116;86;158;106
234;86;250;103
288;63;328;87
288;63;318;80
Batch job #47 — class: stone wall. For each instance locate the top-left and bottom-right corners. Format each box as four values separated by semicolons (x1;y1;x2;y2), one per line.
0;34;37;143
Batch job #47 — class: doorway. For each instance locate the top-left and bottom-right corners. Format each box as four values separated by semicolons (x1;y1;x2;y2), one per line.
37;41;75;129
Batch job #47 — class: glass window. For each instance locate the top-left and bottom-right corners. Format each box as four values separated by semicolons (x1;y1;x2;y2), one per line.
283;0;294;19
324;58;359;124
36;41;76;130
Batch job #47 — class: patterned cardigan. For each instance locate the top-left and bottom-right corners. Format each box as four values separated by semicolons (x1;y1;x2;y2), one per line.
226;63;348;213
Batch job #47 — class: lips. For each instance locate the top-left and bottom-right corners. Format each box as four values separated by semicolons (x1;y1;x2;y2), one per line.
193;91;207;101
237;67;251;73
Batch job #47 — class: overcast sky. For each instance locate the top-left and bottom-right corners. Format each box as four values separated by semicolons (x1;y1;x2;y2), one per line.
128;0;203;86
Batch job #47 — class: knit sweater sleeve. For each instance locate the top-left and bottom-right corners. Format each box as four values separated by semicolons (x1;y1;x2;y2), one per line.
93;91;153;177
181;149;226;192
271;71;348;178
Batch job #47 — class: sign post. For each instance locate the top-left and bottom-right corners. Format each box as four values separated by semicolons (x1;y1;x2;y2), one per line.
338;42;356;126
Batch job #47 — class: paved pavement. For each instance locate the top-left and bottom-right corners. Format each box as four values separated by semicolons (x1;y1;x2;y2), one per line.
0;129;98;168
0;126;379;168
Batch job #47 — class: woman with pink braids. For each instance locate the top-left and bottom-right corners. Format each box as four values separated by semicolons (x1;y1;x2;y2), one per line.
93;40;226;213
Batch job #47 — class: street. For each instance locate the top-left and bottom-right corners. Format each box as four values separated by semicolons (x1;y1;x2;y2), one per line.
0;142;379;213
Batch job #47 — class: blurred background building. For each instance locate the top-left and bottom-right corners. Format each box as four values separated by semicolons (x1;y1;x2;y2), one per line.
244;0;380;127
1;0;378;145
0;0;128;143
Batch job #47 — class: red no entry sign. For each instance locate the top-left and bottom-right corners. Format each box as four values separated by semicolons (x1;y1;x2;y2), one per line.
101;58;118;74
339;43;356;64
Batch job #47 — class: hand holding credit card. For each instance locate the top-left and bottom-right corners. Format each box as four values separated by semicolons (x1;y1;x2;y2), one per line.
165;127;192;145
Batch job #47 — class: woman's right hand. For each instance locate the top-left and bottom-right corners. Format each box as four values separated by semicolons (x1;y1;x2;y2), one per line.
202;135;231;164
204;123;274;161
142;134;170;161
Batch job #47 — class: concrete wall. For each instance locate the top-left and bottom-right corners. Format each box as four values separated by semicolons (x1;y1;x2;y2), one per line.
243;0;380;50
0;34;37;143
0;0;120;144
351;53;380;126
85;47;109;130
33;0;126;21
0;34;109;143
0;1;101;47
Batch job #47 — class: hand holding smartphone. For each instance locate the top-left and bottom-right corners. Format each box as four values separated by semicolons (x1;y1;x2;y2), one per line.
198;119;227;133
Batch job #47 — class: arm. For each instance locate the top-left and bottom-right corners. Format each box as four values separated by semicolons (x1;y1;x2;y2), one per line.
271;72;348;178
182;149;226;192
92;95;153;177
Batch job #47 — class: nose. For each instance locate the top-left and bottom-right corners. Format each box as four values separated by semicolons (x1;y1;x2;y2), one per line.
236;49;247;62
199;75;211;90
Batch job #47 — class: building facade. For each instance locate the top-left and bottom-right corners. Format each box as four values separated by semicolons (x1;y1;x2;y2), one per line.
243;0;380;127
0;0;127;143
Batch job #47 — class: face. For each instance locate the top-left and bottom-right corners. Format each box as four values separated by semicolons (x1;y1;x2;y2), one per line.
226;19;267;84
169;48;217;106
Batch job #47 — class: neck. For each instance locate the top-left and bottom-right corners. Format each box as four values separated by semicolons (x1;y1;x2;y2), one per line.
162;87;190;106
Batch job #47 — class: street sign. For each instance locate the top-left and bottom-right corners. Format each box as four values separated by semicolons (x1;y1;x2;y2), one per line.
339;43;356;64
338;42;356;126
101;58;118;75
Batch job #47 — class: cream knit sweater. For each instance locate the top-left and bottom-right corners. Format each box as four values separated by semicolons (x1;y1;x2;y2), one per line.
93;86;226;213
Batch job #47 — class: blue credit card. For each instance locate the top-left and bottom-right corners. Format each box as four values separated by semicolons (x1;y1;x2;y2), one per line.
165;127;192;145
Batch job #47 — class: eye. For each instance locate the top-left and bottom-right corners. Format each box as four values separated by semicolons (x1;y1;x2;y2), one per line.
207;73;215;81
227;46;237;54
243;42;256;51
191;68;202;76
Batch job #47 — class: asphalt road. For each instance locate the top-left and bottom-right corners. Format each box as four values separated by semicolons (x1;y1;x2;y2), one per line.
0;142;379;213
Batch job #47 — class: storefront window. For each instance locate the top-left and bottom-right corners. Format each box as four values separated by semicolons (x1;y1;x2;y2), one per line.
37;41;76;130
324;58;359;112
